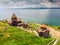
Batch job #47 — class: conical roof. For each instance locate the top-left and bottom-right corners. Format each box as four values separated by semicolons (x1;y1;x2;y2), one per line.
11;13;17;19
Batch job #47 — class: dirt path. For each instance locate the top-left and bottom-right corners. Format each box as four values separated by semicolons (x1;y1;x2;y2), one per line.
48;27;60;40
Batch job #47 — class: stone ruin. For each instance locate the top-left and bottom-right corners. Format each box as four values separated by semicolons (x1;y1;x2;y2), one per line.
8;13;30;28
36;24;50;38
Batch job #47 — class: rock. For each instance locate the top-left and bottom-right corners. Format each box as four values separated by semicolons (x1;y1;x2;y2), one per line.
23;24;30;28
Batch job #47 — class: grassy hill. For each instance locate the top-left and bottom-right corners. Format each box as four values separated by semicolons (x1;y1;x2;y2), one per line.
0;22;53;45
56;40;60;45
49;26;60;31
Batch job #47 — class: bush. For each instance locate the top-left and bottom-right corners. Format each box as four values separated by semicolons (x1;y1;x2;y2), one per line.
57;26;60;29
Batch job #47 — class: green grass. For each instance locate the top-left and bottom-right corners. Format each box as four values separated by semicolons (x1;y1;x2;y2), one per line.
28;23;40;30
49;26;60;31
56;40;60;45
0;22;54;45
0;22;9;27
0;26;53;45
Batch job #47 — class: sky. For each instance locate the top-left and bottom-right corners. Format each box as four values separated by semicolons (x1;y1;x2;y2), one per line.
0;0;60;8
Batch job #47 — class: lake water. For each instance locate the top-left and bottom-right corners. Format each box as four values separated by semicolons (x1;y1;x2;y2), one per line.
0;8;60;26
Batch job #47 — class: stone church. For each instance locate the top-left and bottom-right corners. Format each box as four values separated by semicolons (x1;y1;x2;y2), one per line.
8;13;29;28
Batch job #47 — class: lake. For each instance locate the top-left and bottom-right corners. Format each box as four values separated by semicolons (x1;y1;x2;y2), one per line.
0;8;60;26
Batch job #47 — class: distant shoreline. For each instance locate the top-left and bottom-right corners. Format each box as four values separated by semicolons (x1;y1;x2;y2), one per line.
2;7;60;9
22;8;60;9
7;8;60;9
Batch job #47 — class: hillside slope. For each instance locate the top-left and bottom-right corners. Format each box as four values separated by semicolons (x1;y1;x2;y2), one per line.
0;22;53;45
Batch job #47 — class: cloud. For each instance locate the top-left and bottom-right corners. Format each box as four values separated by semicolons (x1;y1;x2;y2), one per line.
0;0;41;8
0;0;60;8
